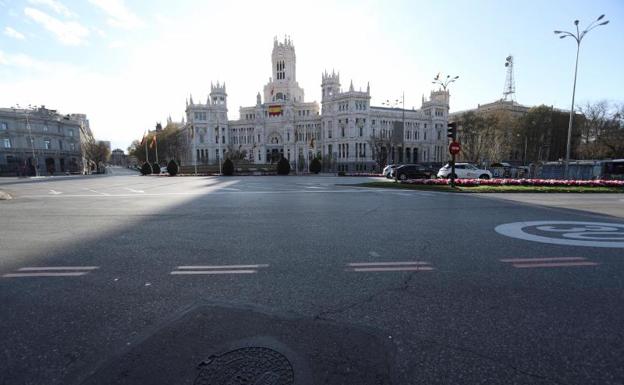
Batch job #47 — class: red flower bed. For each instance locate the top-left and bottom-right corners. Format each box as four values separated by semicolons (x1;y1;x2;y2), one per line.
401;178;624;187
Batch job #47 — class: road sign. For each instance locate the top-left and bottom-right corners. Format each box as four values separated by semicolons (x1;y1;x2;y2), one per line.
449;141;461;155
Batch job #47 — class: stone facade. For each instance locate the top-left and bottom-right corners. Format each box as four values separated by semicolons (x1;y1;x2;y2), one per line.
0;106;93;176
180;37;449;172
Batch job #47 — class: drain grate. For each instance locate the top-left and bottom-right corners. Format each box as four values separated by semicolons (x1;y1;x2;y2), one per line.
194;347;295;385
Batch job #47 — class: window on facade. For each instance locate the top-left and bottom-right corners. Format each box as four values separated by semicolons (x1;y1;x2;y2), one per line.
59;140;63;150
359;126;363;137
3;138;10;148
43;124;48;132
341;127;345;137
44;139;51;149
70;143;75;151
0;122;7;130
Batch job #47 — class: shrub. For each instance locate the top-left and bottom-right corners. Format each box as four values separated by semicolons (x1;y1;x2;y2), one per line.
167;159;179;176
140;162;152;175
277;158;291;175
310;158;322;174
152;162;161;174
222;158;234;176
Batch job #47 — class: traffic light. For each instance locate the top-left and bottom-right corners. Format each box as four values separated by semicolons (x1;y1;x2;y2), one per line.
447;122;457;140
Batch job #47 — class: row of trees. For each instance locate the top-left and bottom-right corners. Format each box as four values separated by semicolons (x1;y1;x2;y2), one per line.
83;139;111;173
128;122;187;164
456;101;624;165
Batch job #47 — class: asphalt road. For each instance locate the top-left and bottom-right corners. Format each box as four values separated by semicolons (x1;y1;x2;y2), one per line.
1;173;623;385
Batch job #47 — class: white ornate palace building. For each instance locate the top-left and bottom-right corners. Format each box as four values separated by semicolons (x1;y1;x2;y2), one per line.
180;37;449;171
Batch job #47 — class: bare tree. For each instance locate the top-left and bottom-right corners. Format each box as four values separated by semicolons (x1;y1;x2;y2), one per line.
368;133;391;171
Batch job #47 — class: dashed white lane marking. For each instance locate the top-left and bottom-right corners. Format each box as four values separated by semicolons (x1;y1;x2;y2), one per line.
17;266;99;271
171;270;257;275
170;264;268;275
49;190;62;195
2;266;99;278
305;186;324;189
392;192;413;197
177;264;269;269
368;251;380;258
124;187;145;193
500;257;599;269
346;261;434;272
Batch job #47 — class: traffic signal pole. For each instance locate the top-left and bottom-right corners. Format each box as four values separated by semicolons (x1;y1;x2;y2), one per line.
447;122;458;188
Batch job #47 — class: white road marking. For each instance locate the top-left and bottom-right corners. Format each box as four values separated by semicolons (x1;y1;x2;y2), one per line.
3;266;99;278
3;272;88;278
170;263;268;275
500;257;599;269
177;264;269;269
17;189;378;198
348;261;430;267
84;188;110;196
124;187;145;193
351;266;434;272
170;270;257;275
495;221;624;248
219;187;241;191
305;186;324;189
49;190;62;195
17;266;99;271
393;192;413;197
346;260;434;272
368;251;380;258
512;262;599;269
499;257;585;263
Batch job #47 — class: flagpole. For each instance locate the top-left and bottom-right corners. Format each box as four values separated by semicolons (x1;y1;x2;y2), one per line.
155;135;159;165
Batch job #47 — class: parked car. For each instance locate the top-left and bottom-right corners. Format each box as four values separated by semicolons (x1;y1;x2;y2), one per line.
437;163;492;179
394;164;434;180
159;165;168;175
382;164;398;178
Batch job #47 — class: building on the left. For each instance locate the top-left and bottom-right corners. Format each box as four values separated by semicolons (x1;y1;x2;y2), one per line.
0;106;94;176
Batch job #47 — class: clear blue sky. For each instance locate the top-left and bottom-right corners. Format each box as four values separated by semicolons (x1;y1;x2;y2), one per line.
1;0;622;151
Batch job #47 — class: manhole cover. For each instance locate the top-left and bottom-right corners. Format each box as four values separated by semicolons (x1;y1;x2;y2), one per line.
194;347;295;385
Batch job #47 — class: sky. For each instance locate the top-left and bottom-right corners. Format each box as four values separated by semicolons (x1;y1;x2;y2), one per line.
1;0;622;151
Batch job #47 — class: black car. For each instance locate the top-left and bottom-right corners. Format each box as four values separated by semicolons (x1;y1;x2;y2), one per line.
394;164;433;180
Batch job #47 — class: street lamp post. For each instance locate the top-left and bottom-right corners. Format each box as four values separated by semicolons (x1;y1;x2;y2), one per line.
432;73;459;179
554;14;609;179
382;94;405;182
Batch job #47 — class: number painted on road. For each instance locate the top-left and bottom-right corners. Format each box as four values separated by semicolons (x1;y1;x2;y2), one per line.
495;221;624;248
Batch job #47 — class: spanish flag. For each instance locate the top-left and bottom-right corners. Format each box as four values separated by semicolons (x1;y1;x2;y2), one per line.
268;105;282;116
149;135;157;149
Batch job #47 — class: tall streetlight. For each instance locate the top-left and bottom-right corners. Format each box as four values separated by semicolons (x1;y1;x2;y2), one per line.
554;14;609;179
382;93;405;182
432;73;459;91
433;73;459;171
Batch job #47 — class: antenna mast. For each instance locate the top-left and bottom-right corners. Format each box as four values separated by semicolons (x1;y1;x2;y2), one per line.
503;55;516;102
